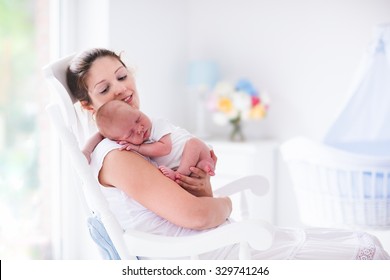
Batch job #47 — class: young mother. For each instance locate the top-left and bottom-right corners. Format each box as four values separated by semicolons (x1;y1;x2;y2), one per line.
67;48;389;260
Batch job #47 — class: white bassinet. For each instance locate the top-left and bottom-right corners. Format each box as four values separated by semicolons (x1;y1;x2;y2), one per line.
281;23;390;230
281;137;390;229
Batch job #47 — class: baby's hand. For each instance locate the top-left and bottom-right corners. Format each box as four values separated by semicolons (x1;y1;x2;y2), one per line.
82;149;92;164
117;140;139;151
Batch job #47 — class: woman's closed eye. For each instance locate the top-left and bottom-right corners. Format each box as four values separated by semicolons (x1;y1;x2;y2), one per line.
118;75;127;81
100;86;109;94
96;84;109;94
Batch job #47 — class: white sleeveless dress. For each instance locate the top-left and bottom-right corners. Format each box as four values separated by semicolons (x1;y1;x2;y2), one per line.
90;138;389;260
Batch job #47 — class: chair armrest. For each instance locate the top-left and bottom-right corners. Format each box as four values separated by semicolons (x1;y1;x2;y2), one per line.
123;219;274;258
213;175;269;197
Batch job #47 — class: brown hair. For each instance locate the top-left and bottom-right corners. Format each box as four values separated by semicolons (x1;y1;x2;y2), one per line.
66;48;126;105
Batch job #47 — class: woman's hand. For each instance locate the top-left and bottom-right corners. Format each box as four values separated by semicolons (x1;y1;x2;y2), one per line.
175;149;218;197
175;167;213;197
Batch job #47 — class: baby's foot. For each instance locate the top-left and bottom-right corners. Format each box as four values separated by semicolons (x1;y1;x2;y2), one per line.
197;160;215;176
159;166;176;180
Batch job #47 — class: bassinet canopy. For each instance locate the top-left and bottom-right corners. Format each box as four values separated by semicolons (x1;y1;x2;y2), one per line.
324;23;390;156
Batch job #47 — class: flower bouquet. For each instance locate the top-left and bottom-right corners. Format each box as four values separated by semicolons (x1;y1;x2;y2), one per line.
207;79;270;141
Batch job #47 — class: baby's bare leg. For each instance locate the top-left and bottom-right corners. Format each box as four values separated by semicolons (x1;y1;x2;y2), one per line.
176;138;215;176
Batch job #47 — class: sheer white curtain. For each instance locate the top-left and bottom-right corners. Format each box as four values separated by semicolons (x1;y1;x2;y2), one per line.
0;0;54;259
49;0;109;259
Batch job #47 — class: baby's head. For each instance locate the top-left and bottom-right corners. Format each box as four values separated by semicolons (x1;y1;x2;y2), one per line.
96;100;151;144
96;100;130;140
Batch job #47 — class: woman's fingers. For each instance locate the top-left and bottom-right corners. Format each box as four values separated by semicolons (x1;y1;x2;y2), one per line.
175;167;213;197
189;166;207;178
175;173;202;190
176;179;201;191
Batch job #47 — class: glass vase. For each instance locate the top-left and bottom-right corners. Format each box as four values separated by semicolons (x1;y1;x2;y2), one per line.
229;115;245;142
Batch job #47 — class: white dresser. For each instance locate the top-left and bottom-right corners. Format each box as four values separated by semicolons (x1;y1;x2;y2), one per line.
206;139;278;224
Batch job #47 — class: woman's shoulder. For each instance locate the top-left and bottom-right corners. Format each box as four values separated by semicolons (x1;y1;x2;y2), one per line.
90;138;122;179
90;138;157;177
93;138;121;161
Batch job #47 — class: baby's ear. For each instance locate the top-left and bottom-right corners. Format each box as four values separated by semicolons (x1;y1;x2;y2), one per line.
80;100;95;112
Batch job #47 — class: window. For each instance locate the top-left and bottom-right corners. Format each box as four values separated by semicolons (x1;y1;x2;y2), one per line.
0;0;52;259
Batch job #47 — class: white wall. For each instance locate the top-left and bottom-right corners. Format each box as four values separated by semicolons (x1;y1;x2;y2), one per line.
58;0;110;54
109;0;189;125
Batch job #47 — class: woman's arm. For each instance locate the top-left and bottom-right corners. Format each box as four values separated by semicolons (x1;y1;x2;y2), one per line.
98;149;232;230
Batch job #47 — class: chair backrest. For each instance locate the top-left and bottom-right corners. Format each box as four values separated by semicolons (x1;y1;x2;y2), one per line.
43;55;134;259
43;54;97;147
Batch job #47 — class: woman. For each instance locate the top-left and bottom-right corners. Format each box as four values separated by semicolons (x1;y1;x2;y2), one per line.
67;48;389;260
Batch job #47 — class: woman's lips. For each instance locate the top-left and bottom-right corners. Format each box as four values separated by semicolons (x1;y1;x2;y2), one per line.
123;95;132;104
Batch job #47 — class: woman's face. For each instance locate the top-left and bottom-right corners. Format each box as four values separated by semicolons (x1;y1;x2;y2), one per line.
84;56;140;112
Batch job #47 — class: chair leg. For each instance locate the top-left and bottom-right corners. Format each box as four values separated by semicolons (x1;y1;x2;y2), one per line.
239;241;251;260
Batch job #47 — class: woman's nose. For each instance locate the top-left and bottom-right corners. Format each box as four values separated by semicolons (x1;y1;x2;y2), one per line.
114;83;126;95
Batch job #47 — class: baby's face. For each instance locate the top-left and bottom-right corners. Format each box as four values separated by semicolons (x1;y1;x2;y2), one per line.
112;107;152;145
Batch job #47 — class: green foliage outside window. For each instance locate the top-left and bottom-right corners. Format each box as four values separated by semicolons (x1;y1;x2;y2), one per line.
0;0;50;259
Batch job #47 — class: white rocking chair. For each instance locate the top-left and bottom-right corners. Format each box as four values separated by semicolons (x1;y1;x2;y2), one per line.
43;54;274;260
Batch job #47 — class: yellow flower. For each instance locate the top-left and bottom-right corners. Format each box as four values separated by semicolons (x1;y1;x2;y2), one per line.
249;104;266;119
217;97;233;113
